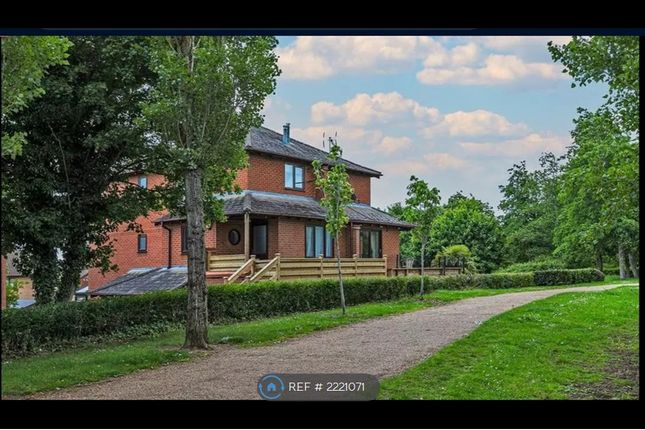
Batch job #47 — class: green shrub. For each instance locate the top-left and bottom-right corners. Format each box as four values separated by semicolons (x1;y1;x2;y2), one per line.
0;270;596;358
533;268;604;286
497;257;566;273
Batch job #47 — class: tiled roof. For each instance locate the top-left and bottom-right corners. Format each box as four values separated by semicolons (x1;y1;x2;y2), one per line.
91;267;187;296
245;127;382;177
155;190;415;229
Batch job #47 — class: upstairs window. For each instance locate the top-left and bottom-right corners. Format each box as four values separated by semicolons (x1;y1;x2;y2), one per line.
138;175;148;189
284;163;304;190
137;234;148;253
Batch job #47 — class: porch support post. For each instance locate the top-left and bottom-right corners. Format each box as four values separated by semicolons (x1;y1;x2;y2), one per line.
244;211;250;261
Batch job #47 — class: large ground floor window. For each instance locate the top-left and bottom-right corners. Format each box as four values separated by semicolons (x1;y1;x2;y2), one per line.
360;228;382;258
305;225;333;258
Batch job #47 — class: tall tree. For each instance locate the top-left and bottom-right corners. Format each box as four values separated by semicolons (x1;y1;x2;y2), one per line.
143;36;279;348
550;36;639;277
1;36;71;158
498;153;563;264
554;111;639;277
313;140;354;315
402;176;441;294
429;194;504;273
2;36;162;303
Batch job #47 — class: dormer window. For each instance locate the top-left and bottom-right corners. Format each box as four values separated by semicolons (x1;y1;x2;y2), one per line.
284;163;304;190
138;175;148;189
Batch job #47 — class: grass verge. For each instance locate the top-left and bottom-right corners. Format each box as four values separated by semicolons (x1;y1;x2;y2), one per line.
378;286;639;399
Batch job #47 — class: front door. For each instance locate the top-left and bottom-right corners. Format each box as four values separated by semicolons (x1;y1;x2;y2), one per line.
251;221;268;259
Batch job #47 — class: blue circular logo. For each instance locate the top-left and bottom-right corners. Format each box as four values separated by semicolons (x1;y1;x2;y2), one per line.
258;374;285;400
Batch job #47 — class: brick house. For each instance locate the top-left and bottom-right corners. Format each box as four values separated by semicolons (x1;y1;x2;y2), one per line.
88;125;413;293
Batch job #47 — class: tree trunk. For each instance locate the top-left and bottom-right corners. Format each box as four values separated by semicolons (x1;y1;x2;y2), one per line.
32;248;60;304
183;168;209;349
628;251;639;279
56;245;83;302
617;244;628;280
420;241;425;295
336;232;346;315
595;252;603;272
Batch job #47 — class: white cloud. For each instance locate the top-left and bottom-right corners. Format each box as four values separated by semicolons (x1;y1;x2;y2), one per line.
277;36;434;80
477;36;572;51
417;53;564;85
423;152;470;170
423;109;529;138
377;136;412;154
459;133;571;157
311;92;439;127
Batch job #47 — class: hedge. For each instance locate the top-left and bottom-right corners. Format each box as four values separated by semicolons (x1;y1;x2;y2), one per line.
1;270;598;358
496;258;566;273
533;268;605;286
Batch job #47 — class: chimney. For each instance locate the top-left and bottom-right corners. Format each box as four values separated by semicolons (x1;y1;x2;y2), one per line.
282;123;290;145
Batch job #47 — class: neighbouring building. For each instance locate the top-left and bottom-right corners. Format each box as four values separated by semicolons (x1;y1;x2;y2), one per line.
88;125;414;293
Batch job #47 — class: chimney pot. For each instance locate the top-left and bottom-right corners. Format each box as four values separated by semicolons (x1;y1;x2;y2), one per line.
282;123;290;144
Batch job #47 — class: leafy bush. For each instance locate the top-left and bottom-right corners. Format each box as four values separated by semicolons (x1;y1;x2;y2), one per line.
533;268;604;286
497;257;566;273
0;270;598;357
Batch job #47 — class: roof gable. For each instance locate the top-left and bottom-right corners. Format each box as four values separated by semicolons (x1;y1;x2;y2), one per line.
245;127;382;177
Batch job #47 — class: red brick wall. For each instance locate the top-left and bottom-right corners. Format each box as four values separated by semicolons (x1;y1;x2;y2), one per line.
87;173;218;291
215;219;245;255
382;226;401;270
243;152;372;203
245;153;317;197
349;173;371;205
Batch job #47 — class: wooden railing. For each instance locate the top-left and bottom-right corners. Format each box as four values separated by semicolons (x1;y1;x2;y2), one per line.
208;252;388;283
391;267;463;276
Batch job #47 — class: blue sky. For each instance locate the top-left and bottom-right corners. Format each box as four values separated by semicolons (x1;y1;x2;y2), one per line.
261;36;606;211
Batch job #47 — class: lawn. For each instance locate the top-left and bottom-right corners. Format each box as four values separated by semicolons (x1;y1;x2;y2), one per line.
2;277;636;397
378;286;639;400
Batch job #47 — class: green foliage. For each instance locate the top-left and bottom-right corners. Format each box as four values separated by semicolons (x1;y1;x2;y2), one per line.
2;37;164;303
497;256;566;273
2;270;600;357
548;36;639;135
429;194;505;273
1;36;72;158
142;36;280;225
549;36;639;274
434;244;477;273
312;142;354;238
554;110;639;267
533;269;604;286
498;154;563;264
5;279;21;308
402;176;441;249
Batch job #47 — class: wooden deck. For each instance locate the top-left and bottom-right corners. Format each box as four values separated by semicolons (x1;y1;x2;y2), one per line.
207;252;387;283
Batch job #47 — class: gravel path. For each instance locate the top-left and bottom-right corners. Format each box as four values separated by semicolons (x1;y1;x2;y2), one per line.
31;284;628;400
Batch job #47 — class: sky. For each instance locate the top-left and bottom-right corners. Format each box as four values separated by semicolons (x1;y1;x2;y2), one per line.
261;36;607;211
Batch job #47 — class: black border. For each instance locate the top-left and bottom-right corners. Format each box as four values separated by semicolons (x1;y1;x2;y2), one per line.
1;19;642;430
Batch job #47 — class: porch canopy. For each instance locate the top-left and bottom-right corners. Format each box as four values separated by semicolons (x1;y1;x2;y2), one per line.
154;190;415;228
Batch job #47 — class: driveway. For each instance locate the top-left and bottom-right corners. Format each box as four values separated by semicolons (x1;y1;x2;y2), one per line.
31;284;627;399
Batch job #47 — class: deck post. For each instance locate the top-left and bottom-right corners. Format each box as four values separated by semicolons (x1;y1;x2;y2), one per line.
383;255;388;276
244;212;250;261
275;253;281;280
353;254;358;276
319;254;324;278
